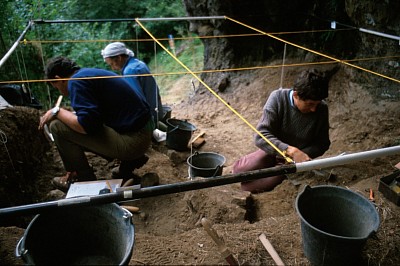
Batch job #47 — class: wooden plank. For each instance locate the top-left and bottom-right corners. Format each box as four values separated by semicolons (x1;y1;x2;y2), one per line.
259;233;285;266
190;130;205;144
191;137;205;148
189;131;206;148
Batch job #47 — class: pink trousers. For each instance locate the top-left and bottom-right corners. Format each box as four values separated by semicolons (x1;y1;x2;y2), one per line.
232;149;286;193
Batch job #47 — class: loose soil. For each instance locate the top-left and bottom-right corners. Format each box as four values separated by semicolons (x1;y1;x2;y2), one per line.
1;65;400;265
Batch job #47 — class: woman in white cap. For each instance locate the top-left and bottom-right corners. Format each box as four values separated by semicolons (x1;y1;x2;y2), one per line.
101;42;163;126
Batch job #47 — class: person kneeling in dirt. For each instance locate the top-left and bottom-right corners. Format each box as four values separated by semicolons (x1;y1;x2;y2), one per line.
101;42;164;130
38;56;153;191
233;69;331;193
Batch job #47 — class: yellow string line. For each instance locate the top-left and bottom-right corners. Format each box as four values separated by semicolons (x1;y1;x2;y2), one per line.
135;18;293;163
2;55;399;84
0;61;350;84
9;18;399;163
0;61;351;84
9;19;399;162
21;28;354;44
225;16;400;84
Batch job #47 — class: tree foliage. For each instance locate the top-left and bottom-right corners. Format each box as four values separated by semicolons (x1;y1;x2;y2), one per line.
0;0;186;107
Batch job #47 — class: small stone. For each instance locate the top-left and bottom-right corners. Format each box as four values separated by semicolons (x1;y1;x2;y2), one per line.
167;150;188;165
141;172;160;187
46;189;65;200
139;212;148;221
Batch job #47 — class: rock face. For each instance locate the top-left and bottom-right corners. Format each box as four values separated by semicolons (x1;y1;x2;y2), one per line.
183;0;399;95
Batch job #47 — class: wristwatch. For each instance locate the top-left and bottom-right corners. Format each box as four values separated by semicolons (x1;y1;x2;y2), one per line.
51;106;60;117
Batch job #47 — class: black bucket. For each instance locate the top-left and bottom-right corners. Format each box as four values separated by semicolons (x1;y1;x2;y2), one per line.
161;105;172;123
166;118;196;151
295;185;379;265
187;151;226;178
16;203;134;265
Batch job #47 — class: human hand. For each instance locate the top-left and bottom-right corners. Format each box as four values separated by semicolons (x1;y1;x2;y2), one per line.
38;110;55;130
286;146;311;163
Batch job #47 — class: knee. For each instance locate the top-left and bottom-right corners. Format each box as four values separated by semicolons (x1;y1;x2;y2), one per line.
49;119;64;135
240;175;286;193
233;149;276;174
241;181;264;193
49;119;71;139
232;159;242;174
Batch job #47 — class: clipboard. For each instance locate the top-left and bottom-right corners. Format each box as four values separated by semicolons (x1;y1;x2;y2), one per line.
66;179;123;198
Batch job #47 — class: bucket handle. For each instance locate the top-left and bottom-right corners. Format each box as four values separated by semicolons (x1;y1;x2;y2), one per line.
167;125;179;134
188;151;199;163
303;185;312;194
121;207;134;225
15;236;26;258
211;165;223;177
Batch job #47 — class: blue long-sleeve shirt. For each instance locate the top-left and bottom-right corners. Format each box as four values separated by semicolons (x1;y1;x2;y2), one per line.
69;68;151;134
122;57;163;122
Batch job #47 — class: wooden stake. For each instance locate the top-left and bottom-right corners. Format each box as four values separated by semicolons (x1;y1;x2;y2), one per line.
121;205;140;213
201;218;238;266
259;233;285;266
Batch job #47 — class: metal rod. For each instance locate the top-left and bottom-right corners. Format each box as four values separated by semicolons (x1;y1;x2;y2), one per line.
0;20;33;68
1;145;400;217
32;16;225;24
33;18;137;24
296;145;400;172
359;28;400;43
137;16;226;22
0;165;296;217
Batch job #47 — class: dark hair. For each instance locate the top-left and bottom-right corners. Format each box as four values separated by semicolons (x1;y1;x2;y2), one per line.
293;69;329;101
45;56;81;79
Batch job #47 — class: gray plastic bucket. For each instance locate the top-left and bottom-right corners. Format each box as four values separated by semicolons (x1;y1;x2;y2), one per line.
166;118;196;151
16;203;134;265
295;185;379;265
187;151;226;178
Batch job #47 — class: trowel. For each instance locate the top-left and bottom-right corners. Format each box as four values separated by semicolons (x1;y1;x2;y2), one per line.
42;95;63;142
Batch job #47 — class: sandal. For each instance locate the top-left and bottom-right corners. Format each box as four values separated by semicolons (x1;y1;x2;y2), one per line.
52;171;78;192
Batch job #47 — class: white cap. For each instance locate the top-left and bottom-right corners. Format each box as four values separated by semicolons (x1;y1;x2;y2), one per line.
101;42;134;59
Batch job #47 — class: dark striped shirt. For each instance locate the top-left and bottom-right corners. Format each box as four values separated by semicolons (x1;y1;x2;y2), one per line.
255;88;330;158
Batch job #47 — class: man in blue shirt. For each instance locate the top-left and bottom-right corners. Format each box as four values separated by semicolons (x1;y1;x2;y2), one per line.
39;56;153;191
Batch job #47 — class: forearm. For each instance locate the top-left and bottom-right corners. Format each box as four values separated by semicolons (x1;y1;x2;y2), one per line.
56;108;87;134
255;133;288;154
38;108;86;134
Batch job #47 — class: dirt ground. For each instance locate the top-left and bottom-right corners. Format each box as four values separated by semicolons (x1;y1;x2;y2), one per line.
1;64;400;265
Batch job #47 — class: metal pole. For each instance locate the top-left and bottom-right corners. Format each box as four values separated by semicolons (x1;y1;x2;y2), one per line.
359;28;400;44
32;16;226;24
137;16;225;22
296;145;400;172
0;165;296;217
33;18;137;24
0;20;33;69
1;145;400;217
